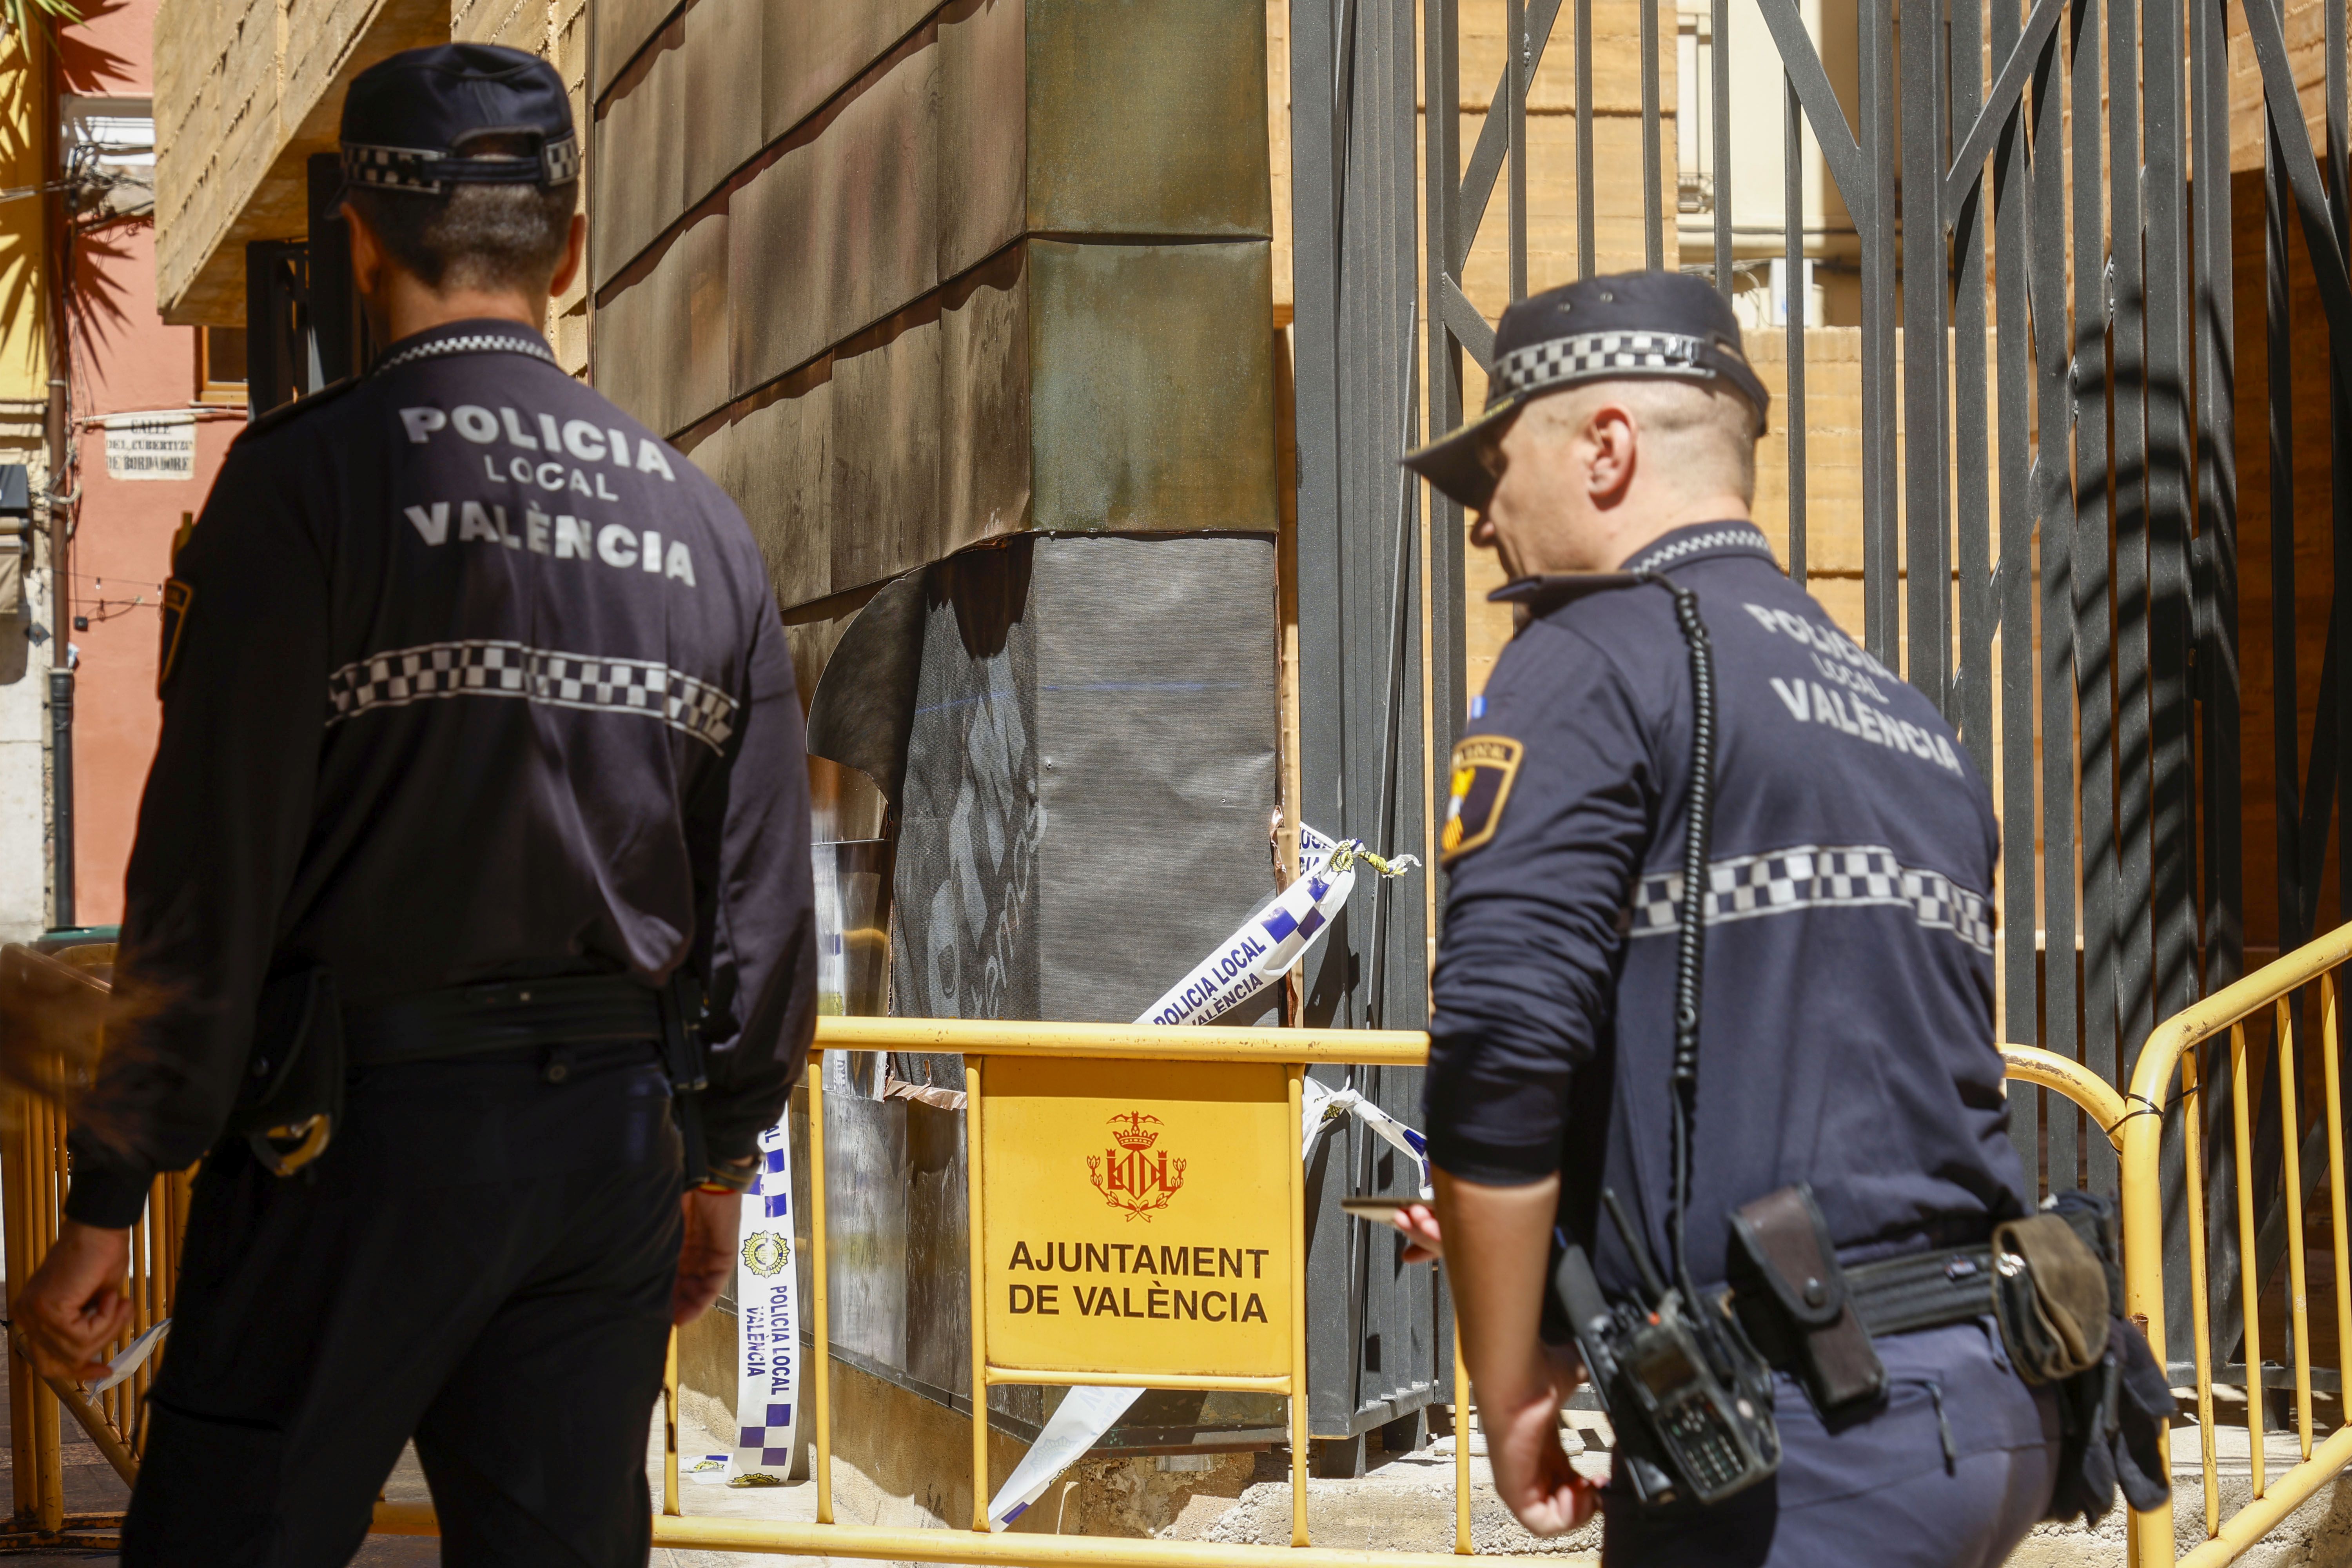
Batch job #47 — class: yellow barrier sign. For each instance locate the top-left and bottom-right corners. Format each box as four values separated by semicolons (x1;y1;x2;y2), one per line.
979;1058;1292;1379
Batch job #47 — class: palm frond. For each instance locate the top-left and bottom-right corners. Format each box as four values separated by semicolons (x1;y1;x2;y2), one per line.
0;0;87;53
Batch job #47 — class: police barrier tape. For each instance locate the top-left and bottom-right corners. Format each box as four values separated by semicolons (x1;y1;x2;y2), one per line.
11;954;2343;1565
576;1020;2148;1568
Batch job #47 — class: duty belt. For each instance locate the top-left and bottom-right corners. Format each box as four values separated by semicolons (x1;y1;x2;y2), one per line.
1836;1245;1998;1336
344;974;663;1065
1711;1242;2001;1369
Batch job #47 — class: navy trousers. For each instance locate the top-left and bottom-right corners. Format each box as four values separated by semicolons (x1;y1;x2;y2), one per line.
122;1039;683;1568
1601;1321;2062;1567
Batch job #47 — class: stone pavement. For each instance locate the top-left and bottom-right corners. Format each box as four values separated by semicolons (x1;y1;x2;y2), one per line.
634;1405;1607;1567
10;1376;2352;1563
0;1348;437;1563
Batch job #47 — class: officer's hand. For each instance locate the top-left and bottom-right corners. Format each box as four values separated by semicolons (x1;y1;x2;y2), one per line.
1482;1360;1600;1537
1477;1340;1598;1537
674;1188;741;1325
13;1220;133;1382
1391;1202;1443;1263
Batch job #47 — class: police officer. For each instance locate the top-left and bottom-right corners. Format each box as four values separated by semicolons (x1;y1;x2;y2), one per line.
1394;272;2061;1565
13;43;814;1566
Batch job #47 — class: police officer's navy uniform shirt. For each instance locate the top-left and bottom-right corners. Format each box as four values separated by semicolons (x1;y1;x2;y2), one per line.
68;321;816;1227
1425;521;2029;1300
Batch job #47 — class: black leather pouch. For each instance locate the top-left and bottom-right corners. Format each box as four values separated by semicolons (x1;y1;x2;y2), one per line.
1727;1184;1887;1413
221;967;343;1176
1993;1208;2112;1383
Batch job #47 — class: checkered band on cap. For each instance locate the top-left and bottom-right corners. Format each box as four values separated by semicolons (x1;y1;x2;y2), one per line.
326;639;737;751
343;144;446;192
540;134;581;184
1488;329;1715;408
342;132;580;192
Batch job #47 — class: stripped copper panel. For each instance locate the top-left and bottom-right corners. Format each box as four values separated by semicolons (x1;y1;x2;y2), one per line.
1025;0;1270;239
1028;240;1277;532
938;243;1032;560
731;363;836;613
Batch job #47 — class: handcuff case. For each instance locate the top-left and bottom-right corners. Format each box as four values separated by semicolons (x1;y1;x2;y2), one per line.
1726;1183;1887;1412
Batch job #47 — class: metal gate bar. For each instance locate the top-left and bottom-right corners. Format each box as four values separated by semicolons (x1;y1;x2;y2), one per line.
1387;0;2352;1374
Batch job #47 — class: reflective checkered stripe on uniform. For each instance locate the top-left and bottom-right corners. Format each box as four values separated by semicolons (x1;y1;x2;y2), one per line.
326;639;738;751
1623;524;1775;572
370;332;557;373
1628;844;1994;956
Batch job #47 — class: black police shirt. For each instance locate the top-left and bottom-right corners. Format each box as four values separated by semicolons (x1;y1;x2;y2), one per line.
65;321;816;1228
1424;521;2028;1299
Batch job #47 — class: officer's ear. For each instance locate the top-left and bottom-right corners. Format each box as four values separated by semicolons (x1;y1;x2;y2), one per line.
548;212;587;301
1581;401;1639;512
343;198;388;299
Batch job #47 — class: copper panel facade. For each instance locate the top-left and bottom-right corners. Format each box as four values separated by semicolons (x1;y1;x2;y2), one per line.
762;0;935;149
828;300;943;598
681;0;763;207
819;42;940;357
727;137;830;396
601;222;706;439
679;413;735;499
1028;240;1278;531
590;25;686;290
591;269;662;432
591;0;679;98
679;210;733;434
731;363;835;612
938;244;1031;557
1025;0;1270;240
635;233;690;437
935;0;1024;282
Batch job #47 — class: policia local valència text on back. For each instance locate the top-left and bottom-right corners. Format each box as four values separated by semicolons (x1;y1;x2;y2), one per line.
1400;269;2174;1566
14;43;817;1568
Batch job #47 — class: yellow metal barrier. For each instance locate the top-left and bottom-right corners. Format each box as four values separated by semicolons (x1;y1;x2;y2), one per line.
2116;922;2352;1568
0;943;189;1546
2001;1042;2131;1145
647;1021;1536;1568
18;971;2329;1564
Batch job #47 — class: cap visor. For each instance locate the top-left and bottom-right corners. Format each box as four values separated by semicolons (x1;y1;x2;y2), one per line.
1401;399;1518;512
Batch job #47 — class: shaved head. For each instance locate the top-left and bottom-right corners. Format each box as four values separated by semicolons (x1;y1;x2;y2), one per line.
1525;377;1760;509
1470;374;1765;578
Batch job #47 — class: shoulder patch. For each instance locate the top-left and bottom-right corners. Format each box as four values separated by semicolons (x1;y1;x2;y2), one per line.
230;376;359;448
1441;735;1524;862
157;577;193;697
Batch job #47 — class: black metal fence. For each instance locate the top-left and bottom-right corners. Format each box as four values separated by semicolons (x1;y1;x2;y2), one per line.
1293;0;2352;1393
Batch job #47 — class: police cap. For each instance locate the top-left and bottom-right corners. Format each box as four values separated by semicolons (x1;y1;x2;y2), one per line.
1403;269;1770;513
341;43;580;195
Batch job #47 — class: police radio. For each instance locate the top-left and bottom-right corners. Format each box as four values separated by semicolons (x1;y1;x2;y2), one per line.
1555;1194;1777;1506
1548;574;1781;1508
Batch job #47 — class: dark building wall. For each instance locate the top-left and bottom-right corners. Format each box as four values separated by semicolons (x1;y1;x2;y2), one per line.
597;0;1295;1453
589;0;1280;621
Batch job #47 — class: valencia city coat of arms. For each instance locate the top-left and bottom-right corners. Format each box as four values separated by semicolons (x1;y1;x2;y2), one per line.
1089;1111;1187;1220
